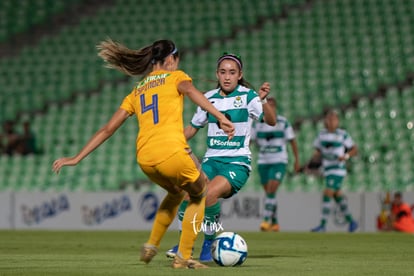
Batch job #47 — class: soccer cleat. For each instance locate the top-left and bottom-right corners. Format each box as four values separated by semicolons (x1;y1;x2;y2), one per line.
166;245;194;259
348;220;358;233
311;225;326;232
271;224;280;232
140;243;158;264
166;245;178;258
199;239;213;262
172;255;208;269
260;221;271;231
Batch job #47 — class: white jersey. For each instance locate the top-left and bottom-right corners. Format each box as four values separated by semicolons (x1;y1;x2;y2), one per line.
190;85;264;170
252;115;295;164
313;128;354;177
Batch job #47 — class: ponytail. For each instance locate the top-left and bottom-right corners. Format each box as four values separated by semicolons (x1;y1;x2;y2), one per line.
97;39;178;76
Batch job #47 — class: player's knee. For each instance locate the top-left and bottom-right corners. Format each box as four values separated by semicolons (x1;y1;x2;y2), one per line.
184;172;206;193
183;175;207;204
267;180;280;193
333;191;342;199
323;189;334;197
164;191;186;206
188;188;206;204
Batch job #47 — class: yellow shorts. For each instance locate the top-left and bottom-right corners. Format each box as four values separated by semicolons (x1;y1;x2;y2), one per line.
139;148;201;191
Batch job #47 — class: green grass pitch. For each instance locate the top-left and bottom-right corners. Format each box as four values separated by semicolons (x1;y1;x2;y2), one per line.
0;230;413;275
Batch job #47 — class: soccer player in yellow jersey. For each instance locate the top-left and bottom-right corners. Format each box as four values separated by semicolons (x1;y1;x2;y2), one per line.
52;39;234;269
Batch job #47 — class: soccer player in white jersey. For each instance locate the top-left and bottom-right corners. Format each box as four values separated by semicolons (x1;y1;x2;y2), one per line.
251;97;300;232
310;110;358;232
166;53;276;261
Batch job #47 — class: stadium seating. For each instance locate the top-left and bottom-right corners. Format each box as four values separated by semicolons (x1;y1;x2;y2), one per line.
0;0;82;42
0;0;309;123
0;0;413;192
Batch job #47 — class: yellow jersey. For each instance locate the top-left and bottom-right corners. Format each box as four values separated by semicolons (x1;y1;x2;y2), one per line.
120;70;192;166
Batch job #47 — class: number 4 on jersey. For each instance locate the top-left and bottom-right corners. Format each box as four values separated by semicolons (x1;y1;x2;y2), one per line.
140;94;159;124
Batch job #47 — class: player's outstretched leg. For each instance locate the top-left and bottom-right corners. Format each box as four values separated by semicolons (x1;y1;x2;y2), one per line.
141;191;184;264
176;186;206;262
165;200;196;258
166;200;187;258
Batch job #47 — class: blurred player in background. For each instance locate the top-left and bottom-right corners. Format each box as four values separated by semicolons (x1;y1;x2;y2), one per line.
251;97;300;232
0;120;21;155
19;121;38;155
52;39;235;269
310;110;358;233
166;53;276;262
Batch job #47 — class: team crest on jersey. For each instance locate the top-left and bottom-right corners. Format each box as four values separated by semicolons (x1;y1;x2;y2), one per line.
233;96;243;108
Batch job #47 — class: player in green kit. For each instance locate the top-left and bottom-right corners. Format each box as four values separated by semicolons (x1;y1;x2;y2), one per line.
310;110;358;233
251;97;300;232
166;53;276;261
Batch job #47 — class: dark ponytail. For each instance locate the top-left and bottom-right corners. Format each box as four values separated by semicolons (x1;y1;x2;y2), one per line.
97;39;178;76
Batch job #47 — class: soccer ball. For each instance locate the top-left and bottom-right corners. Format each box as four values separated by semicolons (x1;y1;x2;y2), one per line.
211;232;248;266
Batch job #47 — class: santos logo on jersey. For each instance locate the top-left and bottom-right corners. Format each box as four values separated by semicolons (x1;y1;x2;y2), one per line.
233;96;243;108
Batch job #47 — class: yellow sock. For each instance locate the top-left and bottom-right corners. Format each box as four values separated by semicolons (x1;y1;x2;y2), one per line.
178;193;206;259
147;192;184;247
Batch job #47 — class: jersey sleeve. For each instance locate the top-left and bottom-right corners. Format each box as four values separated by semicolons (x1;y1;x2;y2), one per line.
190;106;208;128
313;135;321;150
175;70;192;86
343;132;355;149
119;89;136;115
247;90;263;121
285;121;295;140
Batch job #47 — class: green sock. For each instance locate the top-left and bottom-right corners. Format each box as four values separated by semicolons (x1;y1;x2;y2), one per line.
203;202;221;240
177;200;188;232
271;199;278;225
264;193;276;223
321;195;331;227
334;195;353;223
